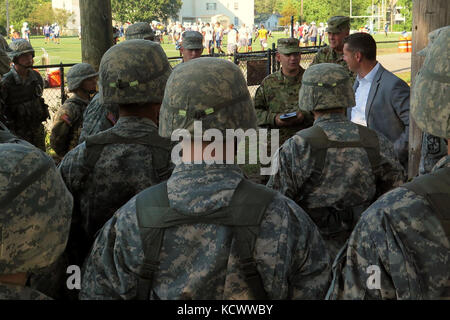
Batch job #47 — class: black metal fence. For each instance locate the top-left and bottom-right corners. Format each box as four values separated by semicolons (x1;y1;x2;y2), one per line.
35;45;324;115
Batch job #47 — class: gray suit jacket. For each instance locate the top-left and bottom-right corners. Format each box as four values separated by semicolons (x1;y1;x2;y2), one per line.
349;64;410;168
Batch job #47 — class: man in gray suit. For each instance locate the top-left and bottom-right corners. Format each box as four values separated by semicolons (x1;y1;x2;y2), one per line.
343;32;410;169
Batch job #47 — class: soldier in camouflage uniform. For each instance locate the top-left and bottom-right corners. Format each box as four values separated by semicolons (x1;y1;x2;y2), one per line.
310;16;355;82
0;143;72;300
254;38;314;146
417;29;448;175
79;22;156;143
0;34;11;77
267;63;405;257
59;40;173;271
125;22;155;41
180;31;204;63
50;63;98;158
0;39;50;151
80;57;331;300
326;26;450;300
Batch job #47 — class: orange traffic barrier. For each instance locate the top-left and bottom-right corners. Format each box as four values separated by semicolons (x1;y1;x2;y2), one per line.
406;36;412;52
398;37;408;53
47;68;61;88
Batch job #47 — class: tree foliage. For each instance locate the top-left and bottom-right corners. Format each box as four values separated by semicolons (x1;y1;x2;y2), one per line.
111;0;182;23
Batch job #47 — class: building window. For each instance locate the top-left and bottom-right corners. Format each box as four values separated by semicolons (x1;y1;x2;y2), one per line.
234;2;238;10
206;3;216;11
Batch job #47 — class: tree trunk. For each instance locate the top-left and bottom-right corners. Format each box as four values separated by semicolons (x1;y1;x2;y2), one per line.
80;0;113;71
409;0;449;179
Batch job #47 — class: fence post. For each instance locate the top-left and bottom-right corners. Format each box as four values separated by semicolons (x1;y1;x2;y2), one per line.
267;47;272;76
60;62;66;105
233;47;239;65
271;43;277;73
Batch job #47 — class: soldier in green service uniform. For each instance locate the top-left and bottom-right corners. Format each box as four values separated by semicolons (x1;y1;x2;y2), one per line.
254;38;314;146
310;16;355;81
50;63;98;158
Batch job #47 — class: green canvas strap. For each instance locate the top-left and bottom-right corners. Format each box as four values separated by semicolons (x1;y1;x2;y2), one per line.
297;124;381;237
82;130;172;186
135;178;277;300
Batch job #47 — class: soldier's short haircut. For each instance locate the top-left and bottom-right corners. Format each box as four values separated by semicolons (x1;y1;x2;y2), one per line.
343;32;377;61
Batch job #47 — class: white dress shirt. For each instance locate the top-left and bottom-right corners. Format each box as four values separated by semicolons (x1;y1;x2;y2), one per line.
351;62;380;126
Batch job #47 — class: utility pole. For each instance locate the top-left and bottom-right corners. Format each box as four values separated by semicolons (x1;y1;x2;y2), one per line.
79;0;113;71
409;0;449;178
6;0;10;38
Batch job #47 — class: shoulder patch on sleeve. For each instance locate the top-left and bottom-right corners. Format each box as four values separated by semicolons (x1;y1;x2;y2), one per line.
106;112;117;125
61;114;72;126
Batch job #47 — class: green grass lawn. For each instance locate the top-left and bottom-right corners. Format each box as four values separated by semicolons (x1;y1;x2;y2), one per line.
12;31;403;66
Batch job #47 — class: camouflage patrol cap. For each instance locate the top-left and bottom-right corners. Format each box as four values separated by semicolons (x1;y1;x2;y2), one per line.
411;26;450;139
277;38;301;55
67;63;98;91
326;16;350;33
125;22;155;41
181;31;204;50
0;144;72;274
8;39;34;61
159;57;256;138
298;63;355;111
99;39;172;105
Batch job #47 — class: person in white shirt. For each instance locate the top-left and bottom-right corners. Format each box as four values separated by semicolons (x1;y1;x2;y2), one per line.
202;23;214;54
238;24;251;52
225;24;238;55
343;32;410;169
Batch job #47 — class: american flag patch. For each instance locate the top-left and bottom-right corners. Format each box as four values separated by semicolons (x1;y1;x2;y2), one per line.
107;112;117;125
61;114;72;126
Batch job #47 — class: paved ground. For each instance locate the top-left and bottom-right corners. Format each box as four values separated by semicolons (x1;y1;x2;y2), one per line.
377;52;411;74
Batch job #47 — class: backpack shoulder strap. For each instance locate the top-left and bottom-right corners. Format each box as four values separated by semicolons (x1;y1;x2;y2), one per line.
355;125;382;176
402;167;450;238
135;178;277;299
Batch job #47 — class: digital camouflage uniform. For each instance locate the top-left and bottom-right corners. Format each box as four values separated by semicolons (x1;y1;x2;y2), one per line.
80;58;331;300
254;38;314;145
78;92;119;143
0;40;49;151
0;35;11;77
310;16;355;82
267;63;405;257
327;26;450;300
50;63;97;157
59;40;173;268
0;143;72;300
419;133;447;175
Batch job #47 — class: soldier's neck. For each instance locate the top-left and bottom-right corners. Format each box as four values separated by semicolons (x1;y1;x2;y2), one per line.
0;272;27;287
14;65;29;80
281;67;300;78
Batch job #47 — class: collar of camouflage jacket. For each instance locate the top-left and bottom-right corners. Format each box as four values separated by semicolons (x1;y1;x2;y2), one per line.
167;163;244;214
313;112;347;125
277;68;304;83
